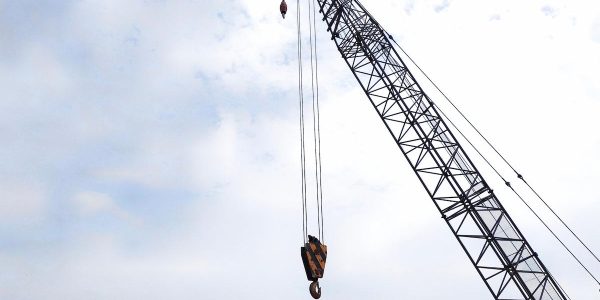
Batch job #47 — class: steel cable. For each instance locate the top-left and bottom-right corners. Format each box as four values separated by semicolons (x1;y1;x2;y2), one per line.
311;0;325;244
384;31;599;290
297;0;308;243
306;0;322;242
386;32;600;267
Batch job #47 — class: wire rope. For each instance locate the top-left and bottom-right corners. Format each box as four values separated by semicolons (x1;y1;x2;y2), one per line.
297;0;325;244
311;0;325;244
506;184;600;286
297;0;308;244
306;0;322;242
386;32;600;267
384;31;599;290
426;77;581;299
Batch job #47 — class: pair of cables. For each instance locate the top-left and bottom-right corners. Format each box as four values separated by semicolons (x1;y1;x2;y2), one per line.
384;31;600;293
297;0;325;244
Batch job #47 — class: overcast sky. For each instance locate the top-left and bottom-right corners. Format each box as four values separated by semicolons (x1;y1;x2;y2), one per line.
1;0;600;299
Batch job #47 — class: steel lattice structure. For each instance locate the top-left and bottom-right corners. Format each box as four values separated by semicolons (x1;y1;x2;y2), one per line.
315;0;568;299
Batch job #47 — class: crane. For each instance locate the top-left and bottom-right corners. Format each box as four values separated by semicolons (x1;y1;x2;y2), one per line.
295;0;572;299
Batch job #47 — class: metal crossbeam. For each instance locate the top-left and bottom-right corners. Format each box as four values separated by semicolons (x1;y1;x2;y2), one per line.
315;0;567;299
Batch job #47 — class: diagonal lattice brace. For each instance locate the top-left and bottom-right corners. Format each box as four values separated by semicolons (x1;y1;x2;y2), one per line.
315;0;568;299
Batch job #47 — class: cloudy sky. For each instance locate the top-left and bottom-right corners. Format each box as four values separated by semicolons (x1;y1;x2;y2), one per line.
1;0;599;299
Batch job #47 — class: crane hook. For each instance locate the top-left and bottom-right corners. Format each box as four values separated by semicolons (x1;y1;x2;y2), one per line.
309;281;321;299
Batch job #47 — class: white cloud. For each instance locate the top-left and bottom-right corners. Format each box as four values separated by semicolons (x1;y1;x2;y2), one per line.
0;183;45;224
592;17;600;43
72;191;142;227
73;191;114;215
541;5;558;18
434;0;450;13
0;0;599;299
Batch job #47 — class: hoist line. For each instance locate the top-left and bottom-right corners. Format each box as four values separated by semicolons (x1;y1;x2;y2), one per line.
311;0;325;243
384;32;600;288
306;0;323;242
385;32;600;268
297;0;308;244
296;0;326;243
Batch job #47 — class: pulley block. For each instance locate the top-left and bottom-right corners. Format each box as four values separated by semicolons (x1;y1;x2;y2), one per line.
301;235;327;299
